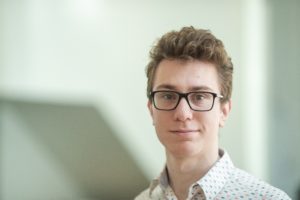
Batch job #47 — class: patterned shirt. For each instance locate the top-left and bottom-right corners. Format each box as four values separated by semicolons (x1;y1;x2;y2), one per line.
135;149;291;200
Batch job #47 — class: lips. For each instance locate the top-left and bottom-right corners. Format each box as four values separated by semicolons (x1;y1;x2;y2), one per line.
171;129;197;133
170;129;199;135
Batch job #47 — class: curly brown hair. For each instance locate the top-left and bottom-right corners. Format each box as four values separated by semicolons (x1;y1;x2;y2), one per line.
146;26;233;103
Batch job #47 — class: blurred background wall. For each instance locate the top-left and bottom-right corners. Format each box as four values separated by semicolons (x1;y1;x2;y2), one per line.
0;0;299;199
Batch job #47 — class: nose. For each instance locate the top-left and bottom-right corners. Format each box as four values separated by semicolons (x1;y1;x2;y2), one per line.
173;97;193;121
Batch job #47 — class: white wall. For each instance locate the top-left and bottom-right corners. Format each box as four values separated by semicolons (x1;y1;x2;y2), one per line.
0;0;244;177
3;0;298;199
0;99;148;200
0;102;84;200
268;1;300;198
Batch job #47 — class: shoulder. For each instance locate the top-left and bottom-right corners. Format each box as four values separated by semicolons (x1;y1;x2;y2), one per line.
226;168;291;200
134;188;150;200
134;186;165;200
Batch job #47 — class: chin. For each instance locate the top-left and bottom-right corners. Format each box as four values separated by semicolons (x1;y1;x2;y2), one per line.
168;142;203;157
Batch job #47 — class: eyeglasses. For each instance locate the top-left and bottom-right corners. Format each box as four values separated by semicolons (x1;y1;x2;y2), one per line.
150;91;223;111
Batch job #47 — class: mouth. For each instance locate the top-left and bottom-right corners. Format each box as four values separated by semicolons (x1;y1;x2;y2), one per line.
170;129;199;136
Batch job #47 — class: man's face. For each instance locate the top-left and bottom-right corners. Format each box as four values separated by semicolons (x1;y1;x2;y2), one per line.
148;59;231;158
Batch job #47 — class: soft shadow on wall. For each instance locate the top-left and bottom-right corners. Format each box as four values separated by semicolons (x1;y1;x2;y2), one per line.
0;99;148;200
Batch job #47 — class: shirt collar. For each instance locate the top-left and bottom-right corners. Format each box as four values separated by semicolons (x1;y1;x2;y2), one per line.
148;149;235;198
196;149;234;199
149;165;169;196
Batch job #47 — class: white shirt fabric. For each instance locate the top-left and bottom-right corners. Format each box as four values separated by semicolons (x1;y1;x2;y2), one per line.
135;149;291;200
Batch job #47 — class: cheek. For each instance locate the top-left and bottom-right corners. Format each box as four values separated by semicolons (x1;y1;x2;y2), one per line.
152;113;170;144
197;111;221;132
152;112;172;139
152;112;168;128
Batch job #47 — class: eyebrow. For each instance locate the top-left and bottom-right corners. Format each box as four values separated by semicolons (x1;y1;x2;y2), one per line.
155;84;214;92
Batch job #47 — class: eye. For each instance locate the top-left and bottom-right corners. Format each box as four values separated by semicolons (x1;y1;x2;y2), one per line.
194;94;205;100
157;92;177;100
163;94;173;100
190;92;211;102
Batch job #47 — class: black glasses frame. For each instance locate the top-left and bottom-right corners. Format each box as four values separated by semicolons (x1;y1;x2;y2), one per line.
150;90;223;112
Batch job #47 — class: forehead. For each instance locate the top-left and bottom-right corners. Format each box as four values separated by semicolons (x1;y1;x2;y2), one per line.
153;59;220;92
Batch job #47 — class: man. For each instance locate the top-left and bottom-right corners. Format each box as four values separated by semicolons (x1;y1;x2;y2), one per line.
135;26;291;200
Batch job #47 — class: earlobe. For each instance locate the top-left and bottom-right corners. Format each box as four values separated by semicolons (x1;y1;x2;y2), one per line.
219;100;232;127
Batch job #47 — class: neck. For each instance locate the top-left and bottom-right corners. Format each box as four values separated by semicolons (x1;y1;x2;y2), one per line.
166;148;219;200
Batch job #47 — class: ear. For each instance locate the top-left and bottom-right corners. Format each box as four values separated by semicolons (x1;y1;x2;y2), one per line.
219;99;232;127
147;99;154;120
